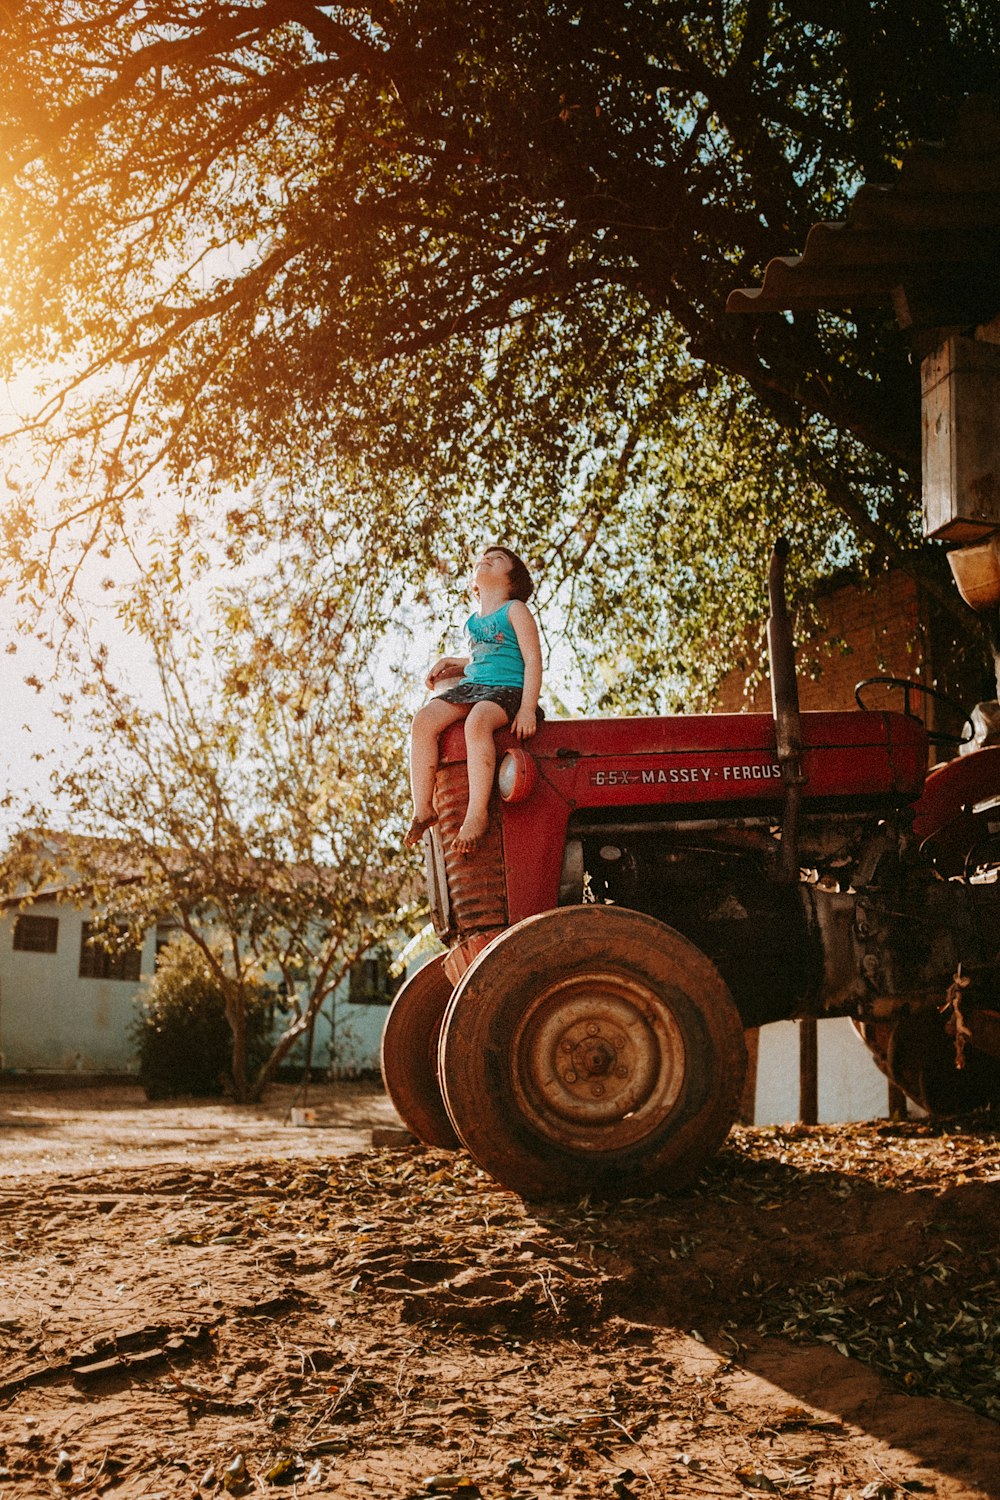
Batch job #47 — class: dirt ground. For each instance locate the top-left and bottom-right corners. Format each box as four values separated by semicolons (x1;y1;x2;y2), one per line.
0;1083;402;1180
1;1084;998;1500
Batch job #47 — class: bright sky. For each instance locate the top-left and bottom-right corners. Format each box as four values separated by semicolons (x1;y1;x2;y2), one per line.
0;547;163;838
0;367;193;832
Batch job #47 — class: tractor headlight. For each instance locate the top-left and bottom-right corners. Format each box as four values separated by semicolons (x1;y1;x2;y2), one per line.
498;748;538;803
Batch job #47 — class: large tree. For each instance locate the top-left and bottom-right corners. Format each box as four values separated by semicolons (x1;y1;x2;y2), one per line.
1;1;996;702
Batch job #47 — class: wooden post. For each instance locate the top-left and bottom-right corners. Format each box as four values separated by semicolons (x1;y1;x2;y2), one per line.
799;1017;818;1125
922;333;1000;542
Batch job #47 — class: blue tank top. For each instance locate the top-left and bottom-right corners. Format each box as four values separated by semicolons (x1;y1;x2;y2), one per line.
462;601;524;687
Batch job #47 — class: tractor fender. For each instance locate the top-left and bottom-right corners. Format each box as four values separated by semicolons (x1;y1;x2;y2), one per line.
912;744;1000;877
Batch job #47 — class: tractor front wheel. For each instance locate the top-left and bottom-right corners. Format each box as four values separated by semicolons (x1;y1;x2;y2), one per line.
437;906;747;1200
380;953;460;1149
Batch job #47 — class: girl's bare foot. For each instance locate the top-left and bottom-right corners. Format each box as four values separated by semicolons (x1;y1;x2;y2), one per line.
452;812;488;854
405;812;438;847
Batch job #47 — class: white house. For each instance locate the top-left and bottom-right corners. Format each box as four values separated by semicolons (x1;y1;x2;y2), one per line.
0;890;411;1080
0;895;157;1074
0;834;416;1082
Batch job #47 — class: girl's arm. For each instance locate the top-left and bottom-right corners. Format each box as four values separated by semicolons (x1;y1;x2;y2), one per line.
508;601;542;739
426;655;469;690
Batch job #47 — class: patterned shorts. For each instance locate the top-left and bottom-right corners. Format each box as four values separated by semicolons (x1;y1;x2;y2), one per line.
435;681;544;723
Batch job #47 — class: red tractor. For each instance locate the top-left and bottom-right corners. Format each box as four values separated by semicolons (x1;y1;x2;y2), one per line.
381;543;1000;1199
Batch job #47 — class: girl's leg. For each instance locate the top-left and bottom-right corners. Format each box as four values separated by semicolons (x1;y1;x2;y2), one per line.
453;699;510;853
406;697;468;845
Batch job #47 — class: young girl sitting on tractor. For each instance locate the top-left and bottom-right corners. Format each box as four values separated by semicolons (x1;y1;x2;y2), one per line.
405;545;542;855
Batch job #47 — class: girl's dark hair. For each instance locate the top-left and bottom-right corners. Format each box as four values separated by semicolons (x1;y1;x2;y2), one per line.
486;545;534;601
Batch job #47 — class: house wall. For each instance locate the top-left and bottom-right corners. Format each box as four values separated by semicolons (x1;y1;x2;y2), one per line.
281;952;435;1079
312;1000;383;1077
0;899;155;1074
0;901;422;1082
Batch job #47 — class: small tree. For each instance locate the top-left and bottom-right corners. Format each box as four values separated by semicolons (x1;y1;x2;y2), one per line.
133;934;273;1099
2;545;423;1103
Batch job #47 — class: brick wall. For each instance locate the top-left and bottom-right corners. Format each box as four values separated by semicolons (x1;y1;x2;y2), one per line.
715;571;929;714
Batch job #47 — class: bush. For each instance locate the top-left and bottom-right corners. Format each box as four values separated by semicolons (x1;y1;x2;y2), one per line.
132;935;272;1099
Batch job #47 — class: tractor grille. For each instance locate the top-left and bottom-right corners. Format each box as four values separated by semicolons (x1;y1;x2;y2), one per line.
434;760;508;937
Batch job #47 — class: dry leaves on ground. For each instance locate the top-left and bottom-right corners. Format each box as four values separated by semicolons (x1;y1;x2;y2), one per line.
0;1113;998;1499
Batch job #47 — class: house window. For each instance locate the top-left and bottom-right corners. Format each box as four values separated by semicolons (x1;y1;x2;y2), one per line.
12;914;59;954
348;947;401;1006
79;922;143;982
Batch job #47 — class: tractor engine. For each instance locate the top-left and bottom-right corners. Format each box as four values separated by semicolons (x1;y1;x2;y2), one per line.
576;808;994;1028
574;803;1000;1115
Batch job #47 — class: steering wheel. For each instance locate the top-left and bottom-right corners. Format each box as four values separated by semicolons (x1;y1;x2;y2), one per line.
854;676;975;748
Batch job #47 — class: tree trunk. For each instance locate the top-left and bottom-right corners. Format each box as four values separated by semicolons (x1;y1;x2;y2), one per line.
252;1008;312;1101
227;992;249;1104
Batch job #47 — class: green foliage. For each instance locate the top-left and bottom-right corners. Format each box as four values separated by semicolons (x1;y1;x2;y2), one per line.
132;936;272;1101
1;2;996;698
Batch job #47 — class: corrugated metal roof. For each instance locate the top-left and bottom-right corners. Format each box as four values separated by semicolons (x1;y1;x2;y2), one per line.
727;95;1000;328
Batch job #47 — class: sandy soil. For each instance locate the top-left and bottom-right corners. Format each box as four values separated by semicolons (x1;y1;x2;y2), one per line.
0;1085;998;1500
0;1081;402;1178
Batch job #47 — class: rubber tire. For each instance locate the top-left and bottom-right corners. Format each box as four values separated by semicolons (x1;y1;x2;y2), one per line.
437;906;747;1200
380;954;460;1149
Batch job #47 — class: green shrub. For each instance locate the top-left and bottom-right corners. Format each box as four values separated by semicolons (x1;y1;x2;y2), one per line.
132;935;272;1099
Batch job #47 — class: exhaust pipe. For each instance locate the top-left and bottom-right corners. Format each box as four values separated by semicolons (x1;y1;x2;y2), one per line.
767;538;806;883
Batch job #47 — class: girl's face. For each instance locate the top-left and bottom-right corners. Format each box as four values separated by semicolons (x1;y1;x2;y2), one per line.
471;548;514;596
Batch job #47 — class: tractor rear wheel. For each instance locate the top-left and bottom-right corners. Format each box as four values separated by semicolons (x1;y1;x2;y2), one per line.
437;906;747;1200
855;1011;1000;1117
380;954;460;1149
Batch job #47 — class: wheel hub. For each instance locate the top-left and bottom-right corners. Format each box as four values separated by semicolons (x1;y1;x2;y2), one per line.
510;971;687;1151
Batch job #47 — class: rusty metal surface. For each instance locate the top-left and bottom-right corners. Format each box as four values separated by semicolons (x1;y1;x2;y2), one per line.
434;760;508;937
424;826;451;941
969;1008;1000;1063
442;931;497;988
509;969;687;1153
853;1009;1000;1117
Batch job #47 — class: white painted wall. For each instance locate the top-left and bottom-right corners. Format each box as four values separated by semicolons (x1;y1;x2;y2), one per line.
752;1016;891;1125
0;901;415;1081
0;899;155;1074
310;997;391;1077
281;952;434;1078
